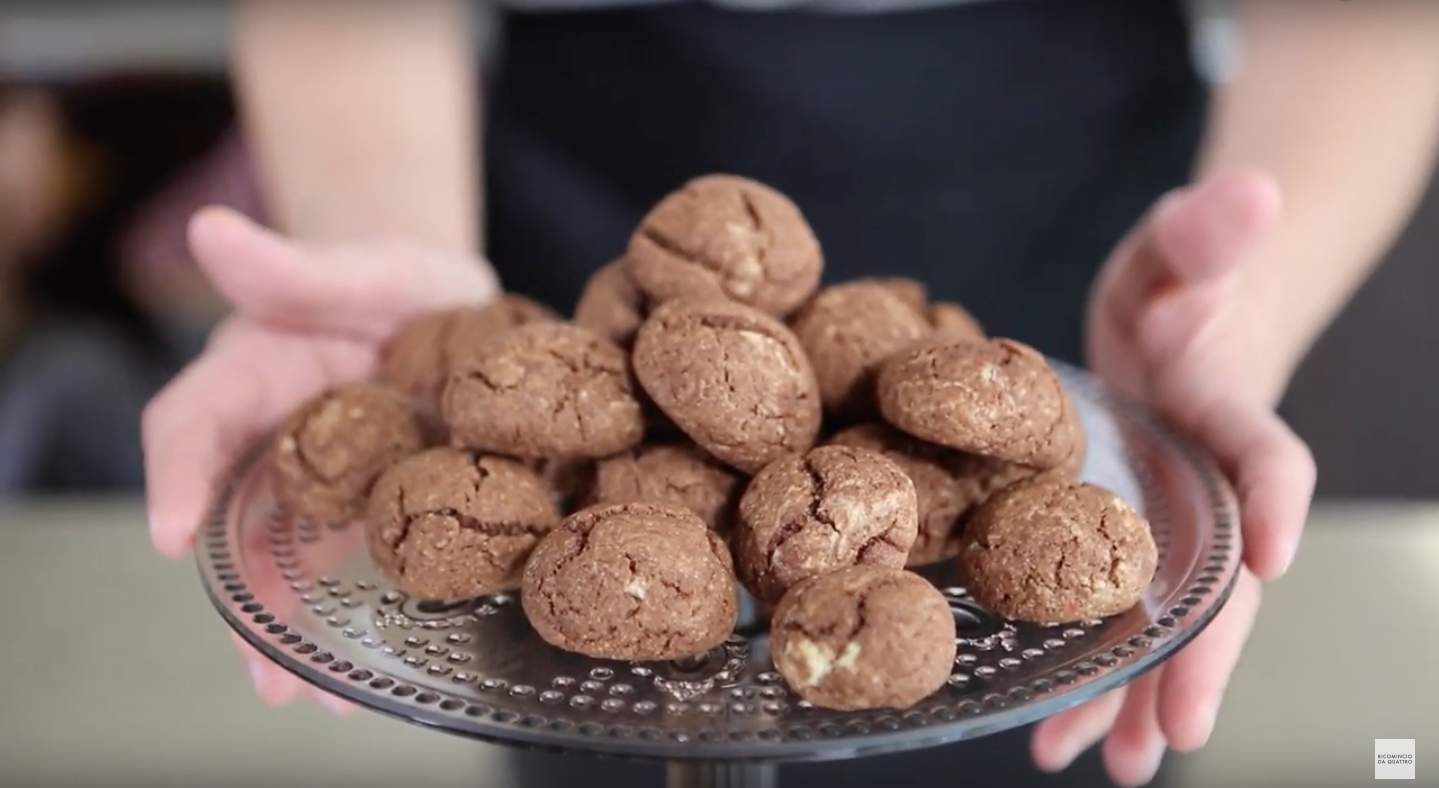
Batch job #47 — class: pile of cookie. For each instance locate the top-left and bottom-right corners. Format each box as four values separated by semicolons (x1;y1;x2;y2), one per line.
265;174;1158;713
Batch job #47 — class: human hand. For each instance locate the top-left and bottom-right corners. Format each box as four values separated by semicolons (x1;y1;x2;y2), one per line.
142;206;497;709
1030;171;1317;785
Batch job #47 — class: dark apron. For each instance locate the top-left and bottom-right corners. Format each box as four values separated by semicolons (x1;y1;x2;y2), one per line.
484;0;1205;366
484;0;1204;783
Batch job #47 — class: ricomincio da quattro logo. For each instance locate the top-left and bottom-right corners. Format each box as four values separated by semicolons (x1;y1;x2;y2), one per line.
1375;739;1416;780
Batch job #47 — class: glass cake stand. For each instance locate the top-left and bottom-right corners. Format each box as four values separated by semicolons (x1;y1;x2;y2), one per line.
196;361;1243;788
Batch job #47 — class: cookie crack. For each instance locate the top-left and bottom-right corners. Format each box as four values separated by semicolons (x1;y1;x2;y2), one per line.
756;458;837;597
762;521;807;585
1036;378;1070;462
802;455;842;541
464;368;512;393
1052;542;1074;590
538;524;597;639
622;555;645;623
855;530;907;564
287;397;346;484
392;509;549;572
540;345;585;376
291;433;337;484
1097;506;1125;588
549;523;596;580
781;575;893;647
390;486;415;577
712;329;771;425
696;313;762;333
739;189;770;270
642;226;713;271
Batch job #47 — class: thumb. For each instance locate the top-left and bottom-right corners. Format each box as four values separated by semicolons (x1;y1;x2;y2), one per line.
1095;170;1281;334
1152;169;1282;284
188;206;499;342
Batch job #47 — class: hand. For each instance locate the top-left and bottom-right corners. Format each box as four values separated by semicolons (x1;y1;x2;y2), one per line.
142;206;497;710
1029;171;1317;785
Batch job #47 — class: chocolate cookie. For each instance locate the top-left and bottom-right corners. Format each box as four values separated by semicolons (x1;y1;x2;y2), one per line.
627;174;823;317
378;296;560;409
827;423;1037;566
866;278;983;339
959;476;1158;623
790;281;933;421
521;502;739;661
366;447;560;600
573;259;648;348
872;277;929;316
876;337;1078;469
733;445;919;607
928;301;985;339
442;322;646;459
590;442;744;534
770;565;956;711
270;382;434;523
632;298;822;473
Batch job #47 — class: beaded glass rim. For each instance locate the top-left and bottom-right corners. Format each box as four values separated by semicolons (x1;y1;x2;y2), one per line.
197;360;1242;763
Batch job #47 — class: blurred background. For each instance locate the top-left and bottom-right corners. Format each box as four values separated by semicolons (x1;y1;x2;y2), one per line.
2;0;1437;495
0;1;1435;786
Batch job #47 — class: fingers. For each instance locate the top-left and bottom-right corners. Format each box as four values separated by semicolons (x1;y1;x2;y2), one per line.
1032;575;1261;780
1096;171;1280;339
1196;400;1316;579
1152;171;1282;284
313;691;360;716
231;632;358;715
1031;687;1127;772
1157;569;1262;751
1101;671;1167;787
142;323;372;558
142;348;269;557
232;632;305;707
1134;279;1234;366
188;206;498;342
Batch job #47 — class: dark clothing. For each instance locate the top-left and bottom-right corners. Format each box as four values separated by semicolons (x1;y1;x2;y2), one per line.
484;0;1206;367
482;0;1205;783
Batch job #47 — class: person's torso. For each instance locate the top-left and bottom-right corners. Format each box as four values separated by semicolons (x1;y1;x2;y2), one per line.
483;0;1207;363
498;0;1007;18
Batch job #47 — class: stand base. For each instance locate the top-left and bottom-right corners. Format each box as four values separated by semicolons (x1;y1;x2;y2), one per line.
666;761;777;788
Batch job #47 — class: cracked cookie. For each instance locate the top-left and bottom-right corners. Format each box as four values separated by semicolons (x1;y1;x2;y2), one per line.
573;259;649;349
270;382;436;524
927;301;985;339
827;423;1038;566
632;298;822;474
770;565;956;711
589;441;744;535
442;322;646;459
366;447;561;600
867;277;984;340
733;445;919;607
872;277;929;315
790;281;934;422
521;502;738;661
627;174;823;317
959;475;1157;623
876;337;1079;469
378;295;560;410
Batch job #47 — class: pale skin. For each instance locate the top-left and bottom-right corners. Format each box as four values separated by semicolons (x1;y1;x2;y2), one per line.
141;0;1439;783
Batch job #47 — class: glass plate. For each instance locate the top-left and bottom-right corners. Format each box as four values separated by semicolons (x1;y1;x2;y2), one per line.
197;360;1241;763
